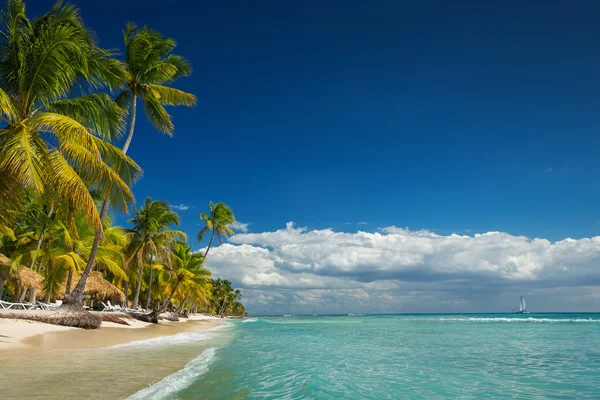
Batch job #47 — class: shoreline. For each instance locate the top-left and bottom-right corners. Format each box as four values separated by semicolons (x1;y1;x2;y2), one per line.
0;311;225;355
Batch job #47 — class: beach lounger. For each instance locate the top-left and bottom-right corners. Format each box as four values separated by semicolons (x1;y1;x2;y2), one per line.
37;301;61;310
0;300;37;310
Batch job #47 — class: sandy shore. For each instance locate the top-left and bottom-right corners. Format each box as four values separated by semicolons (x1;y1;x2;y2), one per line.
0;310;223;354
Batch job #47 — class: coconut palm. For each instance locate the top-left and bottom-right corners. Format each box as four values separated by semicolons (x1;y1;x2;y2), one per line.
0;1;141;308
128;198;185;309
80;23;196;305
0;0;137;227
197;202;236;258
146;242;210;322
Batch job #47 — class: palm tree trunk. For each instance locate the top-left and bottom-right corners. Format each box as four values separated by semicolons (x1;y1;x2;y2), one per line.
0;279;3;300
219;299;227;317
19;288;27;302
175;293;188;314
28;206;54;270
146;278;183;322
144;263;153;310
123;281;129;308
121;92;137;154
44;264;51;302
132;262;144;309
204;230;216;258
65;269;73;295
29;289;36;304
65;95;137;308
64;201;109;307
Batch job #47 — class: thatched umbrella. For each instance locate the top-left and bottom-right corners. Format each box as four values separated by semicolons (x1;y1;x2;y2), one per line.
16;267;43;291
15;267;44;303
0;253;9;266
57;271;124;303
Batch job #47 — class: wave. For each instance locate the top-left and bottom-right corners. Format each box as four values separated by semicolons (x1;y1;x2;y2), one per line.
241;318;259;323
127;348;217;400
104;324;231;349
439;317;600;323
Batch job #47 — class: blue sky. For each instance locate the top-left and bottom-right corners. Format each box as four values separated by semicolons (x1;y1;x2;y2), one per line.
28;1;600;313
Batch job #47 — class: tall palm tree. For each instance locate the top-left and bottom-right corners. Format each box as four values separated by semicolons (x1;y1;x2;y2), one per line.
146;242;210;322
128;198;185;309
0;1;141;308
198;202;235;258
80;23;196;306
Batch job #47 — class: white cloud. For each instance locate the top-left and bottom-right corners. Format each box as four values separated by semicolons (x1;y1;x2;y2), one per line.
203;222;600;314
171;204;192;211
357;222;368;225
229;221;250;233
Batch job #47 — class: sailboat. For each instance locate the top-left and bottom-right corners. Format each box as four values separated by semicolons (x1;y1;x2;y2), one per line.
313;307;317;316
514;295;529;314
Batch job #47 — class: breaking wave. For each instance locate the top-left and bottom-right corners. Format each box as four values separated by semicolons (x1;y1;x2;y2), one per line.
127;348;217;400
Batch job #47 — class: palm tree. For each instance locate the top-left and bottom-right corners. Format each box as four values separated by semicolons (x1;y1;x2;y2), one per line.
0;1;141;308
198;202;235;258
79;23;196;307
128;198;185;309
146;242;210;322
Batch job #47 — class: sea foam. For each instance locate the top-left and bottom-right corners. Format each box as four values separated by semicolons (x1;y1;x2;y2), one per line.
104;323;232;349
127;348;217;400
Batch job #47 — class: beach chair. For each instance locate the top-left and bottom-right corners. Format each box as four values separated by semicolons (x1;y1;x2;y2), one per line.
0;300;36;310
107;301;120;311
0;299;13;309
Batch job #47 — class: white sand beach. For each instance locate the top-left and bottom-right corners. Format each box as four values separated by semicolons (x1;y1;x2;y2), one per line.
0;310;223;354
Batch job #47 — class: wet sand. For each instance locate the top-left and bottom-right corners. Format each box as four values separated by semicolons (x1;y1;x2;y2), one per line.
0;316;232;399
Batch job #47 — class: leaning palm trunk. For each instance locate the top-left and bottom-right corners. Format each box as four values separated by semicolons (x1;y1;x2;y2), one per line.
141;278;183;323
132;259;144;309
219;299;227;317
204;230;216;258
144;263;153;310
66;98;137;308
175;293;189;314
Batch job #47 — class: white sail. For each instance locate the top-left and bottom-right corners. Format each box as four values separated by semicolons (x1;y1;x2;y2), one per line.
520;296;526;312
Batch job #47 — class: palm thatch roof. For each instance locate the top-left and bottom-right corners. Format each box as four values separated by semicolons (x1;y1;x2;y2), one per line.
16;267;43;290
0;254;9;280
0;253;9;265
57;272;125;302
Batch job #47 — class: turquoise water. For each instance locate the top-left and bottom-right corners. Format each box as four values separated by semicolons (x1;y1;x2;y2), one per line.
136;314;600;399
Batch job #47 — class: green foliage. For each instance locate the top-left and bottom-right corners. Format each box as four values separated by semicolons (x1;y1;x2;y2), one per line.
0;0;140;230
0;2;245;316
119;23;196;135
198;201;236;257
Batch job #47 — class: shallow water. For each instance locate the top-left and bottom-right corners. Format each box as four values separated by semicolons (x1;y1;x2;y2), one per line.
176;314;600;399
3;314;600;399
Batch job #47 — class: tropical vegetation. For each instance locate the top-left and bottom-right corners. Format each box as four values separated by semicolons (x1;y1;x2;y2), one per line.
0;0;246;328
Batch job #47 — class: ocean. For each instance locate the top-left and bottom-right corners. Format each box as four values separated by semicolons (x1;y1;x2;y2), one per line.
135;314;600;399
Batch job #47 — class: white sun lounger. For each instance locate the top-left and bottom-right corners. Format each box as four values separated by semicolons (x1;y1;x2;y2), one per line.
37;301;62;310
0;300;38;310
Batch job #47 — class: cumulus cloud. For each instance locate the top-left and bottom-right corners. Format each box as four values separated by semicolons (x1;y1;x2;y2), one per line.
171;204;192;211
229;221;250;233
203;222;600;314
